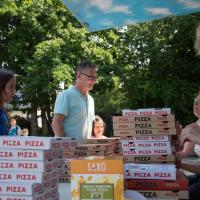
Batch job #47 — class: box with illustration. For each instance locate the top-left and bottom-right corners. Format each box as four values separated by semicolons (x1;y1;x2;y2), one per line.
71;158;124;200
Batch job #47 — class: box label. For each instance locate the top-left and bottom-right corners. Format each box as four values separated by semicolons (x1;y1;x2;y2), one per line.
80;183;114;200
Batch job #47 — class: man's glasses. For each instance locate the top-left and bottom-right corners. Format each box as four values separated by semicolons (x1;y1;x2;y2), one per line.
80;71;97;81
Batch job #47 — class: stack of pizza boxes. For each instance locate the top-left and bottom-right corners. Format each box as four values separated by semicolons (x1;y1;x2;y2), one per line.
59;138;81;184
61;137;121;184
84;137;122;155
113;108;189;200
0;136;78;200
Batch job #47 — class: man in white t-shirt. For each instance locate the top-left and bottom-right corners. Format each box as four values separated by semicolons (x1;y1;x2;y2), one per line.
51;61;98;139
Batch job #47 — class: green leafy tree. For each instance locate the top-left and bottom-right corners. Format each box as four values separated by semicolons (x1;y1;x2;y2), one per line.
116;13;200;125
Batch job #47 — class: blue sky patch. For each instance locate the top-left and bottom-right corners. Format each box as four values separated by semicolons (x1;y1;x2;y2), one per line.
63;0;200;32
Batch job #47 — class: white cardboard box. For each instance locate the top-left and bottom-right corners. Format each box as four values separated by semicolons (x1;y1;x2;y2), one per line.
0;170;52;183
122;108;171;116
123;147;172;156
0;160;53;172
113;115;175;123
114;128;176;136
120;135;170;142
124;163;176;180
121;141;171;149
0;182;43;195
0;136;64;150
113;121;175;129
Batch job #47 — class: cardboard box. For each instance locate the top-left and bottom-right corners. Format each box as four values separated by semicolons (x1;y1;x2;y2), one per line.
59;137;80;150
0;182;43;195
63;159;71;170
113;121;175;130
120;135;169;142
0;149;53;161
137;190;188;199
0;160;53;172
125;171;188;190
64;150;106;157
0;136;64;150
113;115;175;123
71;158;124;200
0;170;52;183
114;128;176;136
51;193;59;200
84;137;120;144
121;141;171;149
122;108;171;116
0;194;44;200
123;147;172;156
123;155;175;163
70;143;114;151
124;163;176;180
59;175;71;183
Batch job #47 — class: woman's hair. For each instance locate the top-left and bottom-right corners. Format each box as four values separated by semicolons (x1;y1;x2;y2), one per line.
194;23;200;55
0;69;15;106
92;115;106;136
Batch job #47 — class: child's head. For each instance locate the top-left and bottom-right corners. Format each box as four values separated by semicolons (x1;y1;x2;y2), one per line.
0;69;16;107
22;128;29;136
92;115;105;138
10;117;17;127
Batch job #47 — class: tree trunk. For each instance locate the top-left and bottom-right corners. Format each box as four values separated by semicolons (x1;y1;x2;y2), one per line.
41;109;48;136
31;106;38;136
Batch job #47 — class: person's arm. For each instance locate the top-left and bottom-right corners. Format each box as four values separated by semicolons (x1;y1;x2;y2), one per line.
180;123;200;145
177;141;195;158
51;114;66;137
180;161;200;173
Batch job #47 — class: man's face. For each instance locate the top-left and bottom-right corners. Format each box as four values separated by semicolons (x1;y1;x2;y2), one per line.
78;67;97;91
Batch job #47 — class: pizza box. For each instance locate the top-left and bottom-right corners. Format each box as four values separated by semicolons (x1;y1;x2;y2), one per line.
123;155;175;163
113;115;175;123
124;163;176;180
0;160;53;172
0;137;64;150
137;190;188;199
114;128;176;136
125;170;188;190
0;149;53;161
120;135;170;142
122;108;171;116
113;121;175;130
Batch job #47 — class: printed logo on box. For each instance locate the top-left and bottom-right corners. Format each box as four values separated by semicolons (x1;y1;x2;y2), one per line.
80;183;114;200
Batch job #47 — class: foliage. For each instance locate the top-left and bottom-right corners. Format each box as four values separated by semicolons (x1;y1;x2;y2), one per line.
116;13;200;125
1;0;200;135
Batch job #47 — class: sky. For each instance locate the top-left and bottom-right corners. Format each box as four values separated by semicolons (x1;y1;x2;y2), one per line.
63;0;200;32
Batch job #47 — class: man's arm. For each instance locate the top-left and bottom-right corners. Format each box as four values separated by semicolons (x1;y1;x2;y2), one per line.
177;141;195;158
51;114;66;137
180;123;200;145
180;161;200;173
